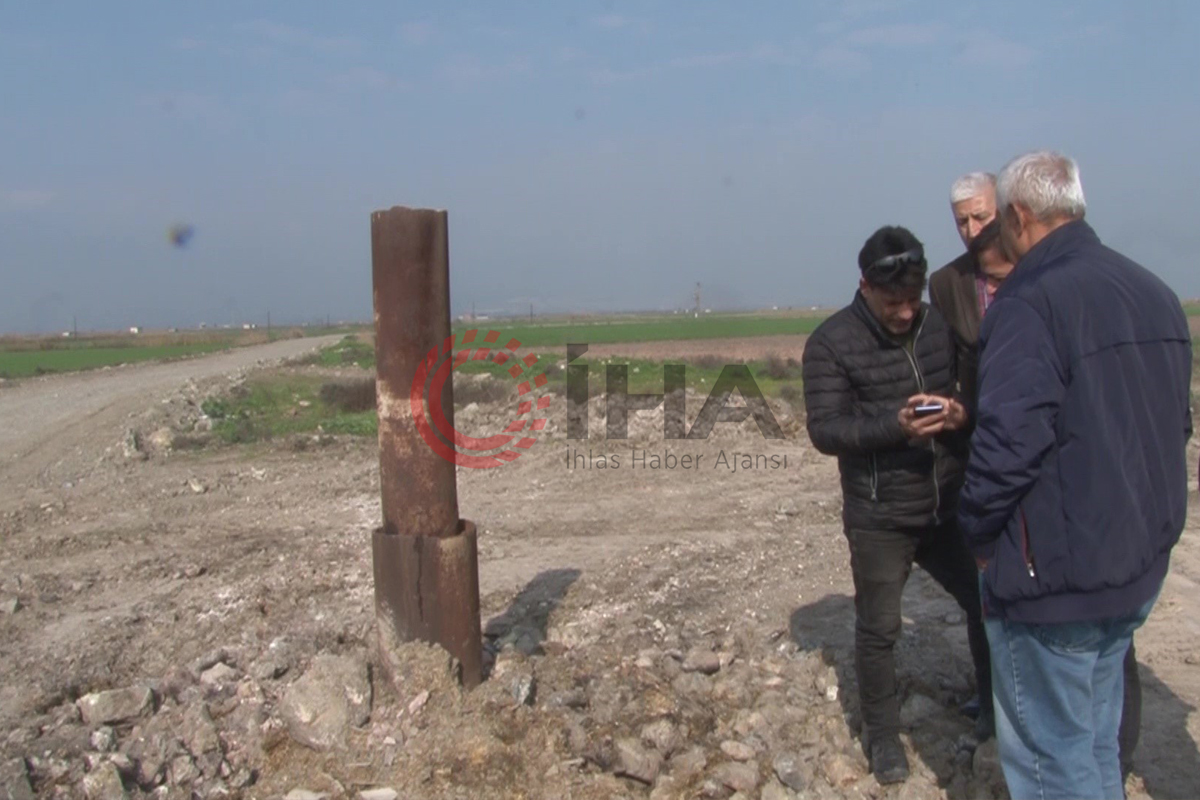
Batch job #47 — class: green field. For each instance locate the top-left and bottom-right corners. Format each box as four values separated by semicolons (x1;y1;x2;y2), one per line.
0;325;367;379
0;342;238;378
448;313;824;349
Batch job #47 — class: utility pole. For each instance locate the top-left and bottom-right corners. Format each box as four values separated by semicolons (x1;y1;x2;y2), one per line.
529;302;533;323
694;282;702;318
369;206;482;689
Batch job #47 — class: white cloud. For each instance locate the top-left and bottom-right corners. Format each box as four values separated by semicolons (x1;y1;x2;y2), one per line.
1;190;56;212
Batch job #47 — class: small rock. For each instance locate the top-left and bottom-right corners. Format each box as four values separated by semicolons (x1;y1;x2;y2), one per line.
81;762;127;800
512;674;536;706
148;428;175;452
670;747;708;782
108;753;134;778
407;690;430;715
897;773;940;800
721;741;757;761
545;689;588;710
280;653;372;751
1;757;35;800
252;659;288;681
682;649;722;675
972;737;1004;794
182;564;206;579
200;663;239;687
187;478;207;494
77;687;154;726
359;790;398;800
772;753;806;792
120;430;146;460
640;719;681;757
90;727;117;752
168;754;201;785
943;611;965;625
821;753;862;787
899;693;942;727
824;685;839;702
180;704;222;775
0;597;19;615
776;499;800;516
672;672;712;696
285;791;329;800
613;739;662;785
760;779;796;800
712;762;759;793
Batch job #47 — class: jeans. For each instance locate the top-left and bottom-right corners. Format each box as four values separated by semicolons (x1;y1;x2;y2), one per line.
845;522;992;742
985;591;1159;800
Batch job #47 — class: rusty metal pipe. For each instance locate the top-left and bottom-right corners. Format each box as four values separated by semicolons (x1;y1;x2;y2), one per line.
370;206;482;688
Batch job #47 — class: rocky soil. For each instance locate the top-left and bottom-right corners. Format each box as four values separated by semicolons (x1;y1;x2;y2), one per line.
1;339;1198;800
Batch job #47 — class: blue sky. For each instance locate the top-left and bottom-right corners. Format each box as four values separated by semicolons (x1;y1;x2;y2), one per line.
2;1;1198;333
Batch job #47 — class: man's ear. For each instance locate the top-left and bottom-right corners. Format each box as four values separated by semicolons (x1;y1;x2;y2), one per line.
1009;202;1034;236
859;276;870;294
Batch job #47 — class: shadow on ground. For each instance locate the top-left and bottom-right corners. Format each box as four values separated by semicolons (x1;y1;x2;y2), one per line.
482;568;581;676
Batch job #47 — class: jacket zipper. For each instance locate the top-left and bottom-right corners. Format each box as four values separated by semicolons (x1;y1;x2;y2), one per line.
1019;506;1036;578
900;312;940;523
870;454;878;501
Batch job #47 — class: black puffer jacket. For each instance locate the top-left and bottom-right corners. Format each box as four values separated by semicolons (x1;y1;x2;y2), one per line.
801;291;966;530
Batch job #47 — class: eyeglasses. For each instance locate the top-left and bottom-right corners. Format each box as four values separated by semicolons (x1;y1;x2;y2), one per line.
865;247;926;282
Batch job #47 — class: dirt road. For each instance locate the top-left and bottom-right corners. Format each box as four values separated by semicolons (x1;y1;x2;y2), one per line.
0;336;340;499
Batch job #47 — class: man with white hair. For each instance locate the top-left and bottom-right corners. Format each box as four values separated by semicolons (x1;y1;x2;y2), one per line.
958;150;1193;799
929;172;998;414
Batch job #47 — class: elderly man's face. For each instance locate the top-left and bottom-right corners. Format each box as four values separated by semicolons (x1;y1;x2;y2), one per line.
952;188;997;248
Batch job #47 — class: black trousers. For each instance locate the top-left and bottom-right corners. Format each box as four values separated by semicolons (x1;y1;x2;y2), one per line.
845;521;992;740
1120;639;1141;776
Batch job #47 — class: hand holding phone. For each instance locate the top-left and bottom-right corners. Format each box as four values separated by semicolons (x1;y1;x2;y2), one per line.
913;402;945;418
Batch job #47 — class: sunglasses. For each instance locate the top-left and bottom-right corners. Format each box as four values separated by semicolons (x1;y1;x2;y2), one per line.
865;247;926;282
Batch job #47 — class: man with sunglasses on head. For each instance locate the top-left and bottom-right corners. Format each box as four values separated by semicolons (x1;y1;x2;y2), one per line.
802;225;990;786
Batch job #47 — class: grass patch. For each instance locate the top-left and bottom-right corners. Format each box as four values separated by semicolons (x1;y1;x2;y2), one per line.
319;378;376;413
308;336;376;369
0;343;234;378
209;374;378;444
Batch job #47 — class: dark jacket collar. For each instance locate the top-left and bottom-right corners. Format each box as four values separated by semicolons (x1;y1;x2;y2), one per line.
1015;218;1099;274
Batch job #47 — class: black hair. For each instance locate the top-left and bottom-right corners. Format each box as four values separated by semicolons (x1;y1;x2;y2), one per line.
968;218;1002;259
858;225;927;291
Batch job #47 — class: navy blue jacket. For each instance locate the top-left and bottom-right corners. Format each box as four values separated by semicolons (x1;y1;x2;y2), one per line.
957;220;1192;624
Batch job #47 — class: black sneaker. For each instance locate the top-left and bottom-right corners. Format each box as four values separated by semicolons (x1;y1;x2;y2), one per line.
868;735;910;785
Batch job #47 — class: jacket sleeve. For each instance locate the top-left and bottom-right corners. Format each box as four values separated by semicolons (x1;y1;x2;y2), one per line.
957;298;1066;557
801;337;907;456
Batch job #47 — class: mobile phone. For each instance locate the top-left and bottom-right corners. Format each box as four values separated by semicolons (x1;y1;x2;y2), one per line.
914;402;945;417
